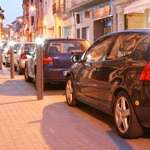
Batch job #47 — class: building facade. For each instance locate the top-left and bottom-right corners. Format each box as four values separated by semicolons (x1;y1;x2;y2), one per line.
52;0;73;38
71;0;113;42
43;0;55;38
0;6;4;40
22;0;44;41
124;0;150;29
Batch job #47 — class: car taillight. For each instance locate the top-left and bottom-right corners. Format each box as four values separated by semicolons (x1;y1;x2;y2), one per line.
140;63;150;81
20;53;27;59
43;56;53;65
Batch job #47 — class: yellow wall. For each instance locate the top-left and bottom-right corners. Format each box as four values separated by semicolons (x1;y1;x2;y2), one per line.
54;16;63;38
126;13;144;29
145;8;150;28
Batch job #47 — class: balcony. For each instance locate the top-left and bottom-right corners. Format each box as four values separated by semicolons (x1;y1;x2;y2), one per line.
53;2;65;15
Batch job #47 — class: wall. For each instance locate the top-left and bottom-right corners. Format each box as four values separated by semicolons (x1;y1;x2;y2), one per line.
126;13;144;29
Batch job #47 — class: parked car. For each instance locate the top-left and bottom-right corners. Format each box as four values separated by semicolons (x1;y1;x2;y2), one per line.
65;30;150;138
16;42;35;74
1;42;11;67
12;42;23;71
24;39;90;85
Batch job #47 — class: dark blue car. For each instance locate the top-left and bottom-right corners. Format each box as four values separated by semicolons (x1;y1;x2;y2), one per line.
24;39;90;85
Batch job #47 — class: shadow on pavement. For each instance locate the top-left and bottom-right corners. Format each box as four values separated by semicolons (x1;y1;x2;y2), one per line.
0;99;36;106
38;102;134;150
0;79;36;96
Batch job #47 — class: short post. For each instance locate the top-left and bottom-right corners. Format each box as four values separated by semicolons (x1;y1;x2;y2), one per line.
36;41;44;100
0;49;2;70
10;46;15;79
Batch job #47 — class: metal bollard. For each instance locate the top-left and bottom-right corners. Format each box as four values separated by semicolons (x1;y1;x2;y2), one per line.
36;45;43;100
10;47;15;79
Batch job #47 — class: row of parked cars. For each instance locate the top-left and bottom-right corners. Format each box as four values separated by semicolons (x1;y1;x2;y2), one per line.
1;29;150;138
0;41;35;74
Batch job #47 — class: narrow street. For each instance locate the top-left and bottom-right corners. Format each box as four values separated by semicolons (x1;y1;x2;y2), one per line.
0;68;149;150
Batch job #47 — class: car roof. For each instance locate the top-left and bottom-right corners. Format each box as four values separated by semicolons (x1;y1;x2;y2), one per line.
95;29;150;42
45;38;88;42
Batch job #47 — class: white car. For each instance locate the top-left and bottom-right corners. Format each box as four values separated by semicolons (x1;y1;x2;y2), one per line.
16;42;36;74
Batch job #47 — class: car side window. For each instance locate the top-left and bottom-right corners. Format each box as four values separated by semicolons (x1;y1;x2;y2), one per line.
132;35;150;61
84;36;116;63
107;33;141;59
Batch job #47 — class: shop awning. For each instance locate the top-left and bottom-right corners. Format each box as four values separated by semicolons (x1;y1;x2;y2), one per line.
124;0;150;14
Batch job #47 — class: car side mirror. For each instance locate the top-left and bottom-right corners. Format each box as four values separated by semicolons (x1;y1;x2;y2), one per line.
28;51;34;56
71;55;81;63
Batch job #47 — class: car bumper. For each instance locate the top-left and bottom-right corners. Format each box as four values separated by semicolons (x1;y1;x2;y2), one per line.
19;60;26;69
44;68;67;83
135;106;150;128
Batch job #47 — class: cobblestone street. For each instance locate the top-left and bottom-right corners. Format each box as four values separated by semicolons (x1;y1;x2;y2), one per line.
0;68;150;150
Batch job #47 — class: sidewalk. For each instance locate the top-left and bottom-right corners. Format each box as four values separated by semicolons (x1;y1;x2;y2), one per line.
0;68;65;150
1;68;149;150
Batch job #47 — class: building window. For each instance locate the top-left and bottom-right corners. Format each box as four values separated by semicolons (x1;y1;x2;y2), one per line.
85;10;91;19
76;14;80;24
31;16;34;25
77;29;80;38
82;27;89;40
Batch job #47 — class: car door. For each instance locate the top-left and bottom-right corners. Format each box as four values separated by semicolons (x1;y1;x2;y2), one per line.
84;33;143;109
29;49;37;78
75;35;117;106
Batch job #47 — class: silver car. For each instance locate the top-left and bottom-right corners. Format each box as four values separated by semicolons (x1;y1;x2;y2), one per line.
16;42;36;74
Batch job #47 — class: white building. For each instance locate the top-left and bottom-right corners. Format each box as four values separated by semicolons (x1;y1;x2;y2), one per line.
71;0;112;42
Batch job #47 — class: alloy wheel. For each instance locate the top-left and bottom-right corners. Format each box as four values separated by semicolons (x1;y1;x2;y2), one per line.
115;96;131;134
25;67;28;79
66;79;73;104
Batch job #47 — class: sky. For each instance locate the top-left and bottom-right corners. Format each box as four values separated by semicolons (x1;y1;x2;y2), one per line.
0;0;23;25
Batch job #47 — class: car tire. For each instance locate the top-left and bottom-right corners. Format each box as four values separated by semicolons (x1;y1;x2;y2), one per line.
65;76;77;106
5;62;10;67
17;65;24;75
24;65;32;82
114;91;143;138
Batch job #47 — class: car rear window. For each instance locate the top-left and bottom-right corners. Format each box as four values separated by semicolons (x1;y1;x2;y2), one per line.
46;40;90;55
23;44;35;54
132;35;150;61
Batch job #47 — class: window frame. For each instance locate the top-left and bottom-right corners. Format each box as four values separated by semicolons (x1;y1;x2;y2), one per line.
82;35;117;63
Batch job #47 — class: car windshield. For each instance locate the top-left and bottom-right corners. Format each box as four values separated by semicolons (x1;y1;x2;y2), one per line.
47;40;90;55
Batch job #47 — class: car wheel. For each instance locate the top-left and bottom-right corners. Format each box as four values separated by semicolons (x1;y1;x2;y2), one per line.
114;91;143;138
5;62;10;67
65;76;77;106
17;65;24;75
24;66;32;82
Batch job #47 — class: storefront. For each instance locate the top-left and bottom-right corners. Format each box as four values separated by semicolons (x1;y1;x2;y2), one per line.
73;1;112;42
124;0;150;29
93;5;112;40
